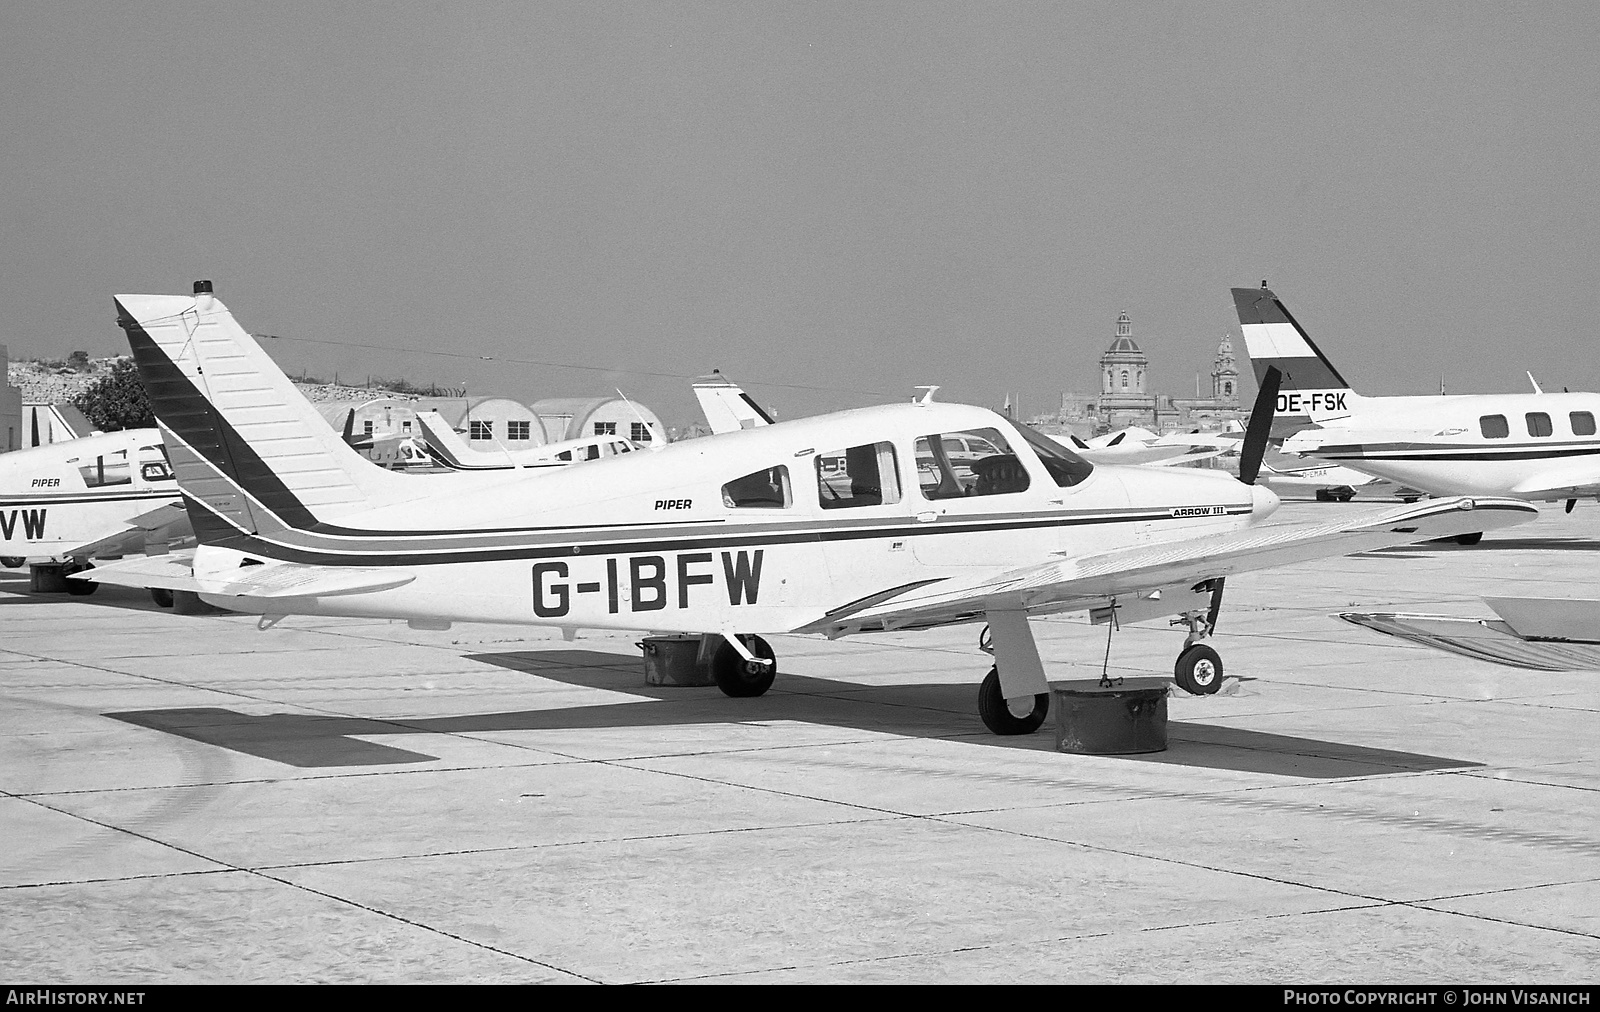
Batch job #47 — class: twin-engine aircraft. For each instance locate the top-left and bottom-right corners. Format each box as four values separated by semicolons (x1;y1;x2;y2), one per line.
84;283;1535;735
1235;284;1600;513
0;427;183;589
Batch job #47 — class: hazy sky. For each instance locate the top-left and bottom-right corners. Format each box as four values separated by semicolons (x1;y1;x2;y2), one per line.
4;2;1600;427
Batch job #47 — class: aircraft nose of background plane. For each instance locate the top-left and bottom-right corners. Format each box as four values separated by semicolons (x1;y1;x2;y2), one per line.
1251;481;1281;519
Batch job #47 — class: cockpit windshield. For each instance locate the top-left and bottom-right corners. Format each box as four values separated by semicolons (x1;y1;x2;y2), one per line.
1012;421;1095;488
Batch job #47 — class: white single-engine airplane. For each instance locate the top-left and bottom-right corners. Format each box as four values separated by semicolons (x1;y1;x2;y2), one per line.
85;283;1535;736
1235;284;1600;516
413;411;645;471
0;428;183;591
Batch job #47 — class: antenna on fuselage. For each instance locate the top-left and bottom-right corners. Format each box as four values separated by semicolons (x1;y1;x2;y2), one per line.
1527;372;1544;395
913;386;939;405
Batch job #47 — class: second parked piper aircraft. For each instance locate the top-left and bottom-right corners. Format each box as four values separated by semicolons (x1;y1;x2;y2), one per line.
0;428;183;587
86;283;1535;735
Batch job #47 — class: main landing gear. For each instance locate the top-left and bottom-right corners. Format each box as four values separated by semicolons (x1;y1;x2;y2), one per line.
977;667;1049;735
710;633;777;697
1171;599;1225;696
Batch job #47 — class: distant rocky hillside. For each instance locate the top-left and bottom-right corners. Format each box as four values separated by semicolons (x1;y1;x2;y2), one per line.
7;356;422;405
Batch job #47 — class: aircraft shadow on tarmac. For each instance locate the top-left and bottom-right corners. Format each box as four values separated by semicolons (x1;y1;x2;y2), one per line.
0;574;168;614
1374;536;1600;555
105;649;1482;779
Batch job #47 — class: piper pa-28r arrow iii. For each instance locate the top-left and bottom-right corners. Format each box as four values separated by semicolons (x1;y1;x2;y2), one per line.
86;283;1536;736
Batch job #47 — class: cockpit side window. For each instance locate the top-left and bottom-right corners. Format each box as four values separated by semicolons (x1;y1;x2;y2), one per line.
916;427;1031;499
78;450;132;488
817;442;900;509
1012;421;1095;488
723;465;791;508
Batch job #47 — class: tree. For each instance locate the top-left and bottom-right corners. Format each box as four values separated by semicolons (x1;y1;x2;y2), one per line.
67;350;89;370
73;358;153;432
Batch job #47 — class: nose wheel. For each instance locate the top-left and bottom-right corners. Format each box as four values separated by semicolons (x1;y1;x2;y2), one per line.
1174;643;1223;695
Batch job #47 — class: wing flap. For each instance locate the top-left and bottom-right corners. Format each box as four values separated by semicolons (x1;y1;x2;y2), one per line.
808;496;1535;634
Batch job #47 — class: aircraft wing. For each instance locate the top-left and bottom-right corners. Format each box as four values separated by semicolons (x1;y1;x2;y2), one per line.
76;553;416;598
1509;461;1600;499
803;496;1535;635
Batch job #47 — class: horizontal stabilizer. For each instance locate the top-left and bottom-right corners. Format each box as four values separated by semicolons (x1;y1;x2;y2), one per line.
62;502;194;560
806;496;1536;634
1341;612;1600;671
76;553;415;598
1483;597;1600;643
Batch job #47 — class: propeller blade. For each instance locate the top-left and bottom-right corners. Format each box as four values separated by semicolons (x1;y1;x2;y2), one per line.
1237;365;1281;485
341;409;356;442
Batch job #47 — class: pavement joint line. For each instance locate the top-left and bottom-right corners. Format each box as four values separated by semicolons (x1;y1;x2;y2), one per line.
1460;771;1600;794
1405;873;1600;906
745;754;1600;856
243;815;908;873
640;901;1400;983
0;867;239;891
243;868;601;982
8;757;598;798
1397;900;1600;941
9;791;600;981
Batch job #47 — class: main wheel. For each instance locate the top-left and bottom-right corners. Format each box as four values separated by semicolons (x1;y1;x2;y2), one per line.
0;556;23;569
150;587;174;608
711;634;777;698
1174;644;1223;695
64;564;98;596
977;667;1049;735
1455;532;1483;546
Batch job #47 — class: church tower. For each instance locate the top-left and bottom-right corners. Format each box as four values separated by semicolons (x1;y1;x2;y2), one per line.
1210;332;1239;404
1100;312;1147;396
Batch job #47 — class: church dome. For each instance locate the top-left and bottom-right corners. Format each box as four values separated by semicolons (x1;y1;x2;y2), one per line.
1102;312;1146;360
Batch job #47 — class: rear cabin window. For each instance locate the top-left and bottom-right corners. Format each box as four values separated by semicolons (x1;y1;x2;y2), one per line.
1480;415;1510;439
1572;412;1596;436
916;427;1031;499
76;450;132;488
723;466;791;508
817;442;900;509
1526;413;1553;437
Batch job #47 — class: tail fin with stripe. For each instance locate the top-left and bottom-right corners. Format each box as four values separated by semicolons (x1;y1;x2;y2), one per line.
115;283;414;539
1232;285;1361;435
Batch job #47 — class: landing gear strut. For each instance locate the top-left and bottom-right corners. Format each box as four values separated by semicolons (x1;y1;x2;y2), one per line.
1170;587;1225;695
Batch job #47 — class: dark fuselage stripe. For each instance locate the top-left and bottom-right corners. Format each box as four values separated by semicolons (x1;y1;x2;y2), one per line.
192;500;1254;567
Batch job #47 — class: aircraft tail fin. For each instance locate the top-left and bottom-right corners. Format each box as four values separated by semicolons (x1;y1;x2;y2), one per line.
1232;286;1360;434
115;283;413;539
693;372;773;435
413;410;509;470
